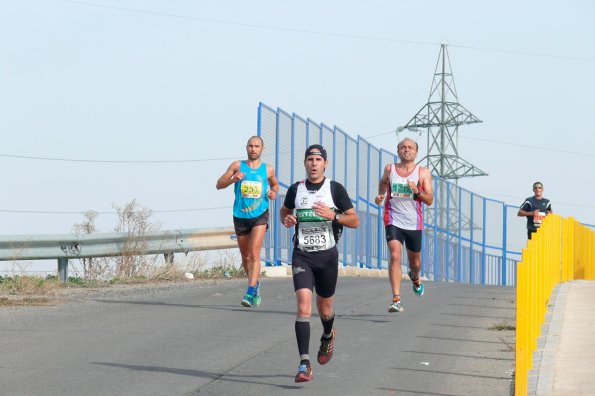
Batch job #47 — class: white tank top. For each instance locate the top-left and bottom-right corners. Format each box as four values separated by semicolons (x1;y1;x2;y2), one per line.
294;179;336;252
383;164;423;230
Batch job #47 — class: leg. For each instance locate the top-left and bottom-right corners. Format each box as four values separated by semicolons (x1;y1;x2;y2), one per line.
312;247;338;365
407;249;422;280
404;230;424;297
294;288;314;382
236;234;250;276
387;239;404;298
245;224;267;287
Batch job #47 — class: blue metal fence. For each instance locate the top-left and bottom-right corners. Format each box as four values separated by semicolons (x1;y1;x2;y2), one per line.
258;103;526;286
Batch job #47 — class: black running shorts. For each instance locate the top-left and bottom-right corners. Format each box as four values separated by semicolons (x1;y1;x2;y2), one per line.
291;246;338;298
385;225;422;253
233;210;269;237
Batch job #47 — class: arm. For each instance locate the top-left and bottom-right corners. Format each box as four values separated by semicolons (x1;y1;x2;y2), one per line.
314;181;359;228
280;205;297;228
266;164;280;200
336;208;359;228
215;161;243;190
280;184;297;227
411;167;434;206
517;201;534;217
374;164;391;205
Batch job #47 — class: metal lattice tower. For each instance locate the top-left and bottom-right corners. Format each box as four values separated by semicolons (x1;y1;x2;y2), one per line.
403;44;486;180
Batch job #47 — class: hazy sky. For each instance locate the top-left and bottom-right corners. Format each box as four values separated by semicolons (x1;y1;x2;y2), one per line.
1;0;594;236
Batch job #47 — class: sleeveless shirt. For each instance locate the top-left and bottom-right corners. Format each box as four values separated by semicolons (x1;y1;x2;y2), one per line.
294;178;336;252
232;161;269;219
383;164;423;230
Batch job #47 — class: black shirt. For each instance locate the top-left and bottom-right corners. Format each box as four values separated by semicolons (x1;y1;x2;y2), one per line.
520;196;552;230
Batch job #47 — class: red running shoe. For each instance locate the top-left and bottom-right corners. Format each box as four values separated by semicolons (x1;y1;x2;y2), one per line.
294;364;313;383
317;328;336;365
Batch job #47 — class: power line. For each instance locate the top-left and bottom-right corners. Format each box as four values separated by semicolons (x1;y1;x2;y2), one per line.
364;132;595;158
58;0;595;63
0;153;240;163
0;206;231;215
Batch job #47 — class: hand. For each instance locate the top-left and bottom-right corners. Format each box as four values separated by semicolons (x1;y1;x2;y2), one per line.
267;190;277;200
375;194;385;205
231;172;245;182
407;180;419;194
283;214;297;228
312;201;334;220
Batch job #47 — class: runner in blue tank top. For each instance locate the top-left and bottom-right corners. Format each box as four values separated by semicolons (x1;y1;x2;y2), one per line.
216;136;279;307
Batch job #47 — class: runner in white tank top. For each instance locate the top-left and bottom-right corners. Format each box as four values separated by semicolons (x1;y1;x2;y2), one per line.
383;163;423;230
375;138;434;313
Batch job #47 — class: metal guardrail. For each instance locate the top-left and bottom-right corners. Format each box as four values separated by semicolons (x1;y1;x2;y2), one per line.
0;227;237;282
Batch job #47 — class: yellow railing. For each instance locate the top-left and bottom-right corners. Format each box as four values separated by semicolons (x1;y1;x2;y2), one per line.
515;215;595;395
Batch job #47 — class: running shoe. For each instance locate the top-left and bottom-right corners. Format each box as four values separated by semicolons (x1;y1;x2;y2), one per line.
241;292;254;307
252;290;261;307
388;299;403;313
317;328;336;365
408;270;425;297
253;282;261;306
294;363;313;383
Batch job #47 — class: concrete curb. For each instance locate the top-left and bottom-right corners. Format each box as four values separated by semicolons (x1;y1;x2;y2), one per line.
528;282;569;395
263;265;424;279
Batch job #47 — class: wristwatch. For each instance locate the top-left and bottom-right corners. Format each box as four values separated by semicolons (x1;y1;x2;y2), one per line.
334;212;342;222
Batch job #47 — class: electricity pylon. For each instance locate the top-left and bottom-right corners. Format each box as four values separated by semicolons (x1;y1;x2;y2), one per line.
403;44;486;180
399;45;487;264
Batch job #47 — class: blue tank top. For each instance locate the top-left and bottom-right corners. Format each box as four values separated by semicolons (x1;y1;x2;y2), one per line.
232;161;270;219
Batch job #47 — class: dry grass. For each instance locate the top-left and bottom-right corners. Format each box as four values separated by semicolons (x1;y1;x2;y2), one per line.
489;321;516;331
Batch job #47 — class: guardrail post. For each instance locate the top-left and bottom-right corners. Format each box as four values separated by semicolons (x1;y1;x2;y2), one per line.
58;258;68;283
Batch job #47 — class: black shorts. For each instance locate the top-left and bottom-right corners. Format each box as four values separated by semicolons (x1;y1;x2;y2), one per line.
291;246;338;298
385;225;422;253
233;210;269;237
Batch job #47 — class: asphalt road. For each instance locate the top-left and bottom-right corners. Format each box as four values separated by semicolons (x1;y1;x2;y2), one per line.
0;277;515;396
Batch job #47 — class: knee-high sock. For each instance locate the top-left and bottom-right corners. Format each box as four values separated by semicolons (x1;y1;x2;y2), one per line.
321;313;335;338
295;317;310;361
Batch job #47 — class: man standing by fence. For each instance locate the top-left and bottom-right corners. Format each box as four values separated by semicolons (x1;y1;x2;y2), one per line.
280;144;359;383
375;138;434;313
216;136;279;307
517;181;553;240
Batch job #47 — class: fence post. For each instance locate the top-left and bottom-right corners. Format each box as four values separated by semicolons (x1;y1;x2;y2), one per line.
502;205;508;286
58;258;68;283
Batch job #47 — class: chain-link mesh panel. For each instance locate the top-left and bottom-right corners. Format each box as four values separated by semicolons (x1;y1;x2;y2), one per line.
346;136;358;201
506;204;527;255
334;128;347;188
259;104;277;170
307;119;321;146
485;199;504;248
292;115;308;183
472;194;485;246
257;103;525;285
358;139;369;199
369;146;381;204
277;110;292;188
321;124;334;180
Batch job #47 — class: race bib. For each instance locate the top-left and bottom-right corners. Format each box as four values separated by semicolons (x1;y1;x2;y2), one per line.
391;180;413;198
240;181;262;199
533;211;546;226
298;225;330;251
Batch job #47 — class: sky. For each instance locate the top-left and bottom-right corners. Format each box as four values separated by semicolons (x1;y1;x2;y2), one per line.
1;0;594;238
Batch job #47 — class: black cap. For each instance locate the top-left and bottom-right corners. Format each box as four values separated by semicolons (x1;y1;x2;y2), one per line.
304;144;327;160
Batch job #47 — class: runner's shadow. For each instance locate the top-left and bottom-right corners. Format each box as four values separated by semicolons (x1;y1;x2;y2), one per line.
95;299;297;316
93;362;301;390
